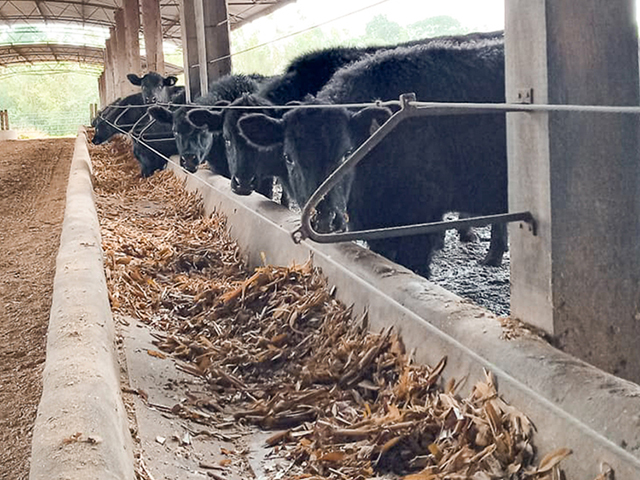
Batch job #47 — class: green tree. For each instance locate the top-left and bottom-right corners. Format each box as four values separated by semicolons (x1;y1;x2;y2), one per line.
0;25;49;44
362;14;405;45
406;16;467;40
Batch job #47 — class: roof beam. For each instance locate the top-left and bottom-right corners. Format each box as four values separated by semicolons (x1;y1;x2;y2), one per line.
48;43;59;61
34;0;50;23
6;0;118;11
10;44;35;65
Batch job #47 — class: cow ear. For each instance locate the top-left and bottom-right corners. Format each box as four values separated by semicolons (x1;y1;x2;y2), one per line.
238;114;284;150
188;109;223;133
127;73;142;86
349;106;392;143
213;100;230;107
147;106;173;124
164;76;178;86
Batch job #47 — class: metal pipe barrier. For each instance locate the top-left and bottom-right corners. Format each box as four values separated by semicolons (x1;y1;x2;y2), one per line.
99;93;640;246
292;93;536;245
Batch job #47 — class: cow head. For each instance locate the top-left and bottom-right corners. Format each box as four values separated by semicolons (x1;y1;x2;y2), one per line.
149;102;225;175
92;93;146;145
238;103;392;233
190;94;280;196
128;72;179;104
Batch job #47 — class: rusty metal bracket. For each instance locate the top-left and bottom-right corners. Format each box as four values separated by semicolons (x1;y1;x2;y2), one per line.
515;88;534;104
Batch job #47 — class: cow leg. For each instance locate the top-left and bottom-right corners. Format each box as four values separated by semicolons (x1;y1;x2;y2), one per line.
457;212;479;243
480;222;508;266
369;234;439;279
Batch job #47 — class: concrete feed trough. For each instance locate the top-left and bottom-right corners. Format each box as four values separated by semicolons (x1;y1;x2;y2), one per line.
29;130;640;479
172;162;640;478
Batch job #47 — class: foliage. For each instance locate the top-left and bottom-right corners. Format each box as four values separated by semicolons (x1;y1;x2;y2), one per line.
362;14;405;44
0;65;99;137
406;16;468;39
231;14;468;76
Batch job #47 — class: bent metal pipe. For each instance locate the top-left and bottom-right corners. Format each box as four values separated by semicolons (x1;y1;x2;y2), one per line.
292;93;535;245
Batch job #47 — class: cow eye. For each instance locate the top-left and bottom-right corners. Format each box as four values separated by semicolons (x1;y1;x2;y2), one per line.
284;153;294;166
224;138;231;148
343;149;353;160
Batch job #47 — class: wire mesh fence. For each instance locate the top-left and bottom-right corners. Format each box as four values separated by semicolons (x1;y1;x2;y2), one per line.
2;107;94;137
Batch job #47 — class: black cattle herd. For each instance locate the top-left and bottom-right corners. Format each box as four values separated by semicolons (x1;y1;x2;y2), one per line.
91;30;507;278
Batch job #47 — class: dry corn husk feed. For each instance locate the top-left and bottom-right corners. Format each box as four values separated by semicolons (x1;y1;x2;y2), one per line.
90;137;583;480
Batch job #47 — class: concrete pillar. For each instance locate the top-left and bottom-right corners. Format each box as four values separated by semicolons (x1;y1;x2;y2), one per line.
114;9;129;97
506;0;640;382
194;0;231;94
102;48;111;105
123;0;142;94
180;0;201;101
105;34;118;101
140;0;165;75
98;72;106;108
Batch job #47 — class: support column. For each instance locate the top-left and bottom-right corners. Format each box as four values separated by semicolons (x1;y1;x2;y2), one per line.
98;72;106;108
102;47;111;105
141;0;165;75
123;0;142;93
114;9;129;97
180;0;201;101
506;0;640;381
194;0;231;94
105;33;119;101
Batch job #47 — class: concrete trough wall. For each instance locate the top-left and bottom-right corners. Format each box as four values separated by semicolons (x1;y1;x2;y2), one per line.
29;130;134;480
173;164;640;479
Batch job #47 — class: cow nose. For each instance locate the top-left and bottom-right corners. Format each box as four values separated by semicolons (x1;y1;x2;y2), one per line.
231;175;255;196
180;154;198;173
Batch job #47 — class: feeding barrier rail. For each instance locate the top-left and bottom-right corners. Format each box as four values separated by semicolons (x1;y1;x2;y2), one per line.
100;93;640;247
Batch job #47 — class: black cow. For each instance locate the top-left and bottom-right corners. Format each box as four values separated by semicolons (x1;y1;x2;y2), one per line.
91;93;147;145
238;39;507;278
127;72;185;104
148;73;263;176
219;31;504;204
130;115;177;177
259;31;503;104
186;94;284;201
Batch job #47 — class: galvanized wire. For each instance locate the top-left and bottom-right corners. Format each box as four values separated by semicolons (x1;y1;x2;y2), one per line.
106;97;640;115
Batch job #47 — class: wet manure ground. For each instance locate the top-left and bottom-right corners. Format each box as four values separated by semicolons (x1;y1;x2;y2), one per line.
90;138;578;480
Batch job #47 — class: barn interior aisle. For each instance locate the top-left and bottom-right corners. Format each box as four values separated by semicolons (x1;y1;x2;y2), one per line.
0;138;73;479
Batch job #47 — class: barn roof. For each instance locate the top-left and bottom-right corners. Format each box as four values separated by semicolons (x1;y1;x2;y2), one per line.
0;42;183;73
0;0;295;70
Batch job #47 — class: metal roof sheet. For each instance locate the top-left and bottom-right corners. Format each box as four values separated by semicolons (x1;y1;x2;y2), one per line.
0;41;183;72
0;0;294;69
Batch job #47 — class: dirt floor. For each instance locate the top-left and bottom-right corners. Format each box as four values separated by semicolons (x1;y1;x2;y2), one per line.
0;138;73;480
